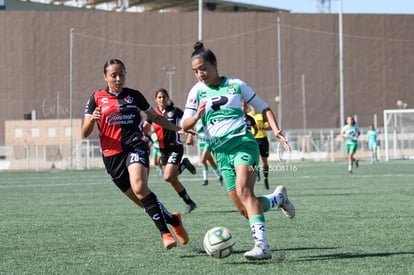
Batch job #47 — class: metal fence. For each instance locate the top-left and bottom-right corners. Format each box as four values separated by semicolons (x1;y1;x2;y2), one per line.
4;126;410;171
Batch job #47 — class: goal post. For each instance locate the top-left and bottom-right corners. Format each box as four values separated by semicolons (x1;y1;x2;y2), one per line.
383;109;414;161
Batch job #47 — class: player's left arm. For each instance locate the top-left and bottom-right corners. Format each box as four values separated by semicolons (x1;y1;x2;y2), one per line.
241;82;290;150
146;108;181;132
262;107;290;150
261;112;271;130
355;125;361;138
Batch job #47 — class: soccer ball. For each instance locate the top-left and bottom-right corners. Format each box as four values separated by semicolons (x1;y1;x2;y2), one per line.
203;226;236;258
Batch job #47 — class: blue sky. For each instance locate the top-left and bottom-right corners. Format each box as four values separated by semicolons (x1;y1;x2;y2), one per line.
229;0;414;14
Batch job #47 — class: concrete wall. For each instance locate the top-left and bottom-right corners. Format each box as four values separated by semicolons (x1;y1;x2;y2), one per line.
0;11;413;144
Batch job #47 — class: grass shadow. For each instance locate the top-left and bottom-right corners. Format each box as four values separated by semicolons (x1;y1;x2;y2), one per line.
298;251;414;262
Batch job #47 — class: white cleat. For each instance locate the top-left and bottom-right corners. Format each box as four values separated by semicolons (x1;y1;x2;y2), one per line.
275;185;295;219
243;242;272;260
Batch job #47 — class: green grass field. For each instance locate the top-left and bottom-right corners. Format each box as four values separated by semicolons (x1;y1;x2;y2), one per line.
1;160;413;274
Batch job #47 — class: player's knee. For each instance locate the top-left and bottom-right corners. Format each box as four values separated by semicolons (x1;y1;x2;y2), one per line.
163;174;174;182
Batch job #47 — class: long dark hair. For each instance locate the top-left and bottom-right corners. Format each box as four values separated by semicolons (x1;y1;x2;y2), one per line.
346;116;356;126
155;88;174;107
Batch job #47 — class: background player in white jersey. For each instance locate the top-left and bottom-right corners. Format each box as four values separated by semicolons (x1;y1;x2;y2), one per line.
181;42;295;261
341;116;361;173
148;128;163;175
366;124;379;163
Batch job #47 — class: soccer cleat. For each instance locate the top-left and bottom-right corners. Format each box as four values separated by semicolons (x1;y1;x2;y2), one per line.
162;233;177;250
264;178;269;190
218;176;224;186
170;212;189;244
184;202;197;214
202;180;209;186
244;242;272;260
348;169;353;174
182;158;196;175
178;163;186;174
274;185;295;219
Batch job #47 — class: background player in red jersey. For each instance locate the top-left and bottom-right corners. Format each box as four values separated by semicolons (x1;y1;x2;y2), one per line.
143;88;197;214
82;59;188;250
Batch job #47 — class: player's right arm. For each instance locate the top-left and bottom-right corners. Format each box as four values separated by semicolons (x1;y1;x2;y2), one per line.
182;86;204;131
82;95;100;138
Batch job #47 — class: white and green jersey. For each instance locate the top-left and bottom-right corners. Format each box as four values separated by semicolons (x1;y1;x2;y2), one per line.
341;124;360;145
182;77;268;151
151;132;160;149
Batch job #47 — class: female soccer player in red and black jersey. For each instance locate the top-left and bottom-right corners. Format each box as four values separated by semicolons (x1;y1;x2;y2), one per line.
82;59;188;250
143;88;197;214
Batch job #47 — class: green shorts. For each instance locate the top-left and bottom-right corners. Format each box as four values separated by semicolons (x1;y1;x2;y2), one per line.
198;137;210;152
346;143;358;154
212;134;260;192
152;147;161;158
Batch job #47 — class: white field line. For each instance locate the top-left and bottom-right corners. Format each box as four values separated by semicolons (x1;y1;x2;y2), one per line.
0;173;411;188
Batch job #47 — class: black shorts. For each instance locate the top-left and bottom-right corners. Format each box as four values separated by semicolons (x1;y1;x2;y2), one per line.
256;137;269;158
160;145;184;166
103;145;150;192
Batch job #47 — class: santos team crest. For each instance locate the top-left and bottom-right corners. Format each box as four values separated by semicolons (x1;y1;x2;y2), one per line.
227;85;237;95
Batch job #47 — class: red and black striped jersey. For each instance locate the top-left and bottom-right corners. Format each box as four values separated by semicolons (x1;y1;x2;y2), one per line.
84;87;151;157
147;105;183;149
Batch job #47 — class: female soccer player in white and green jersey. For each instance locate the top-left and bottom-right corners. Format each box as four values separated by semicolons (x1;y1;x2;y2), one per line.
181;42;295;261
341;116;361;173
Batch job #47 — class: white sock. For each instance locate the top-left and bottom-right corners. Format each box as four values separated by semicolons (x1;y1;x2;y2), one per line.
250;222;268;245
203;168;208;181
263;192;284;209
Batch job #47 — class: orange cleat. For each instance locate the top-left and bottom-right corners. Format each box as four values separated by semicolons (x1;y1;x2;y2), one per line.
170;212;189;244
162;233;177;250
